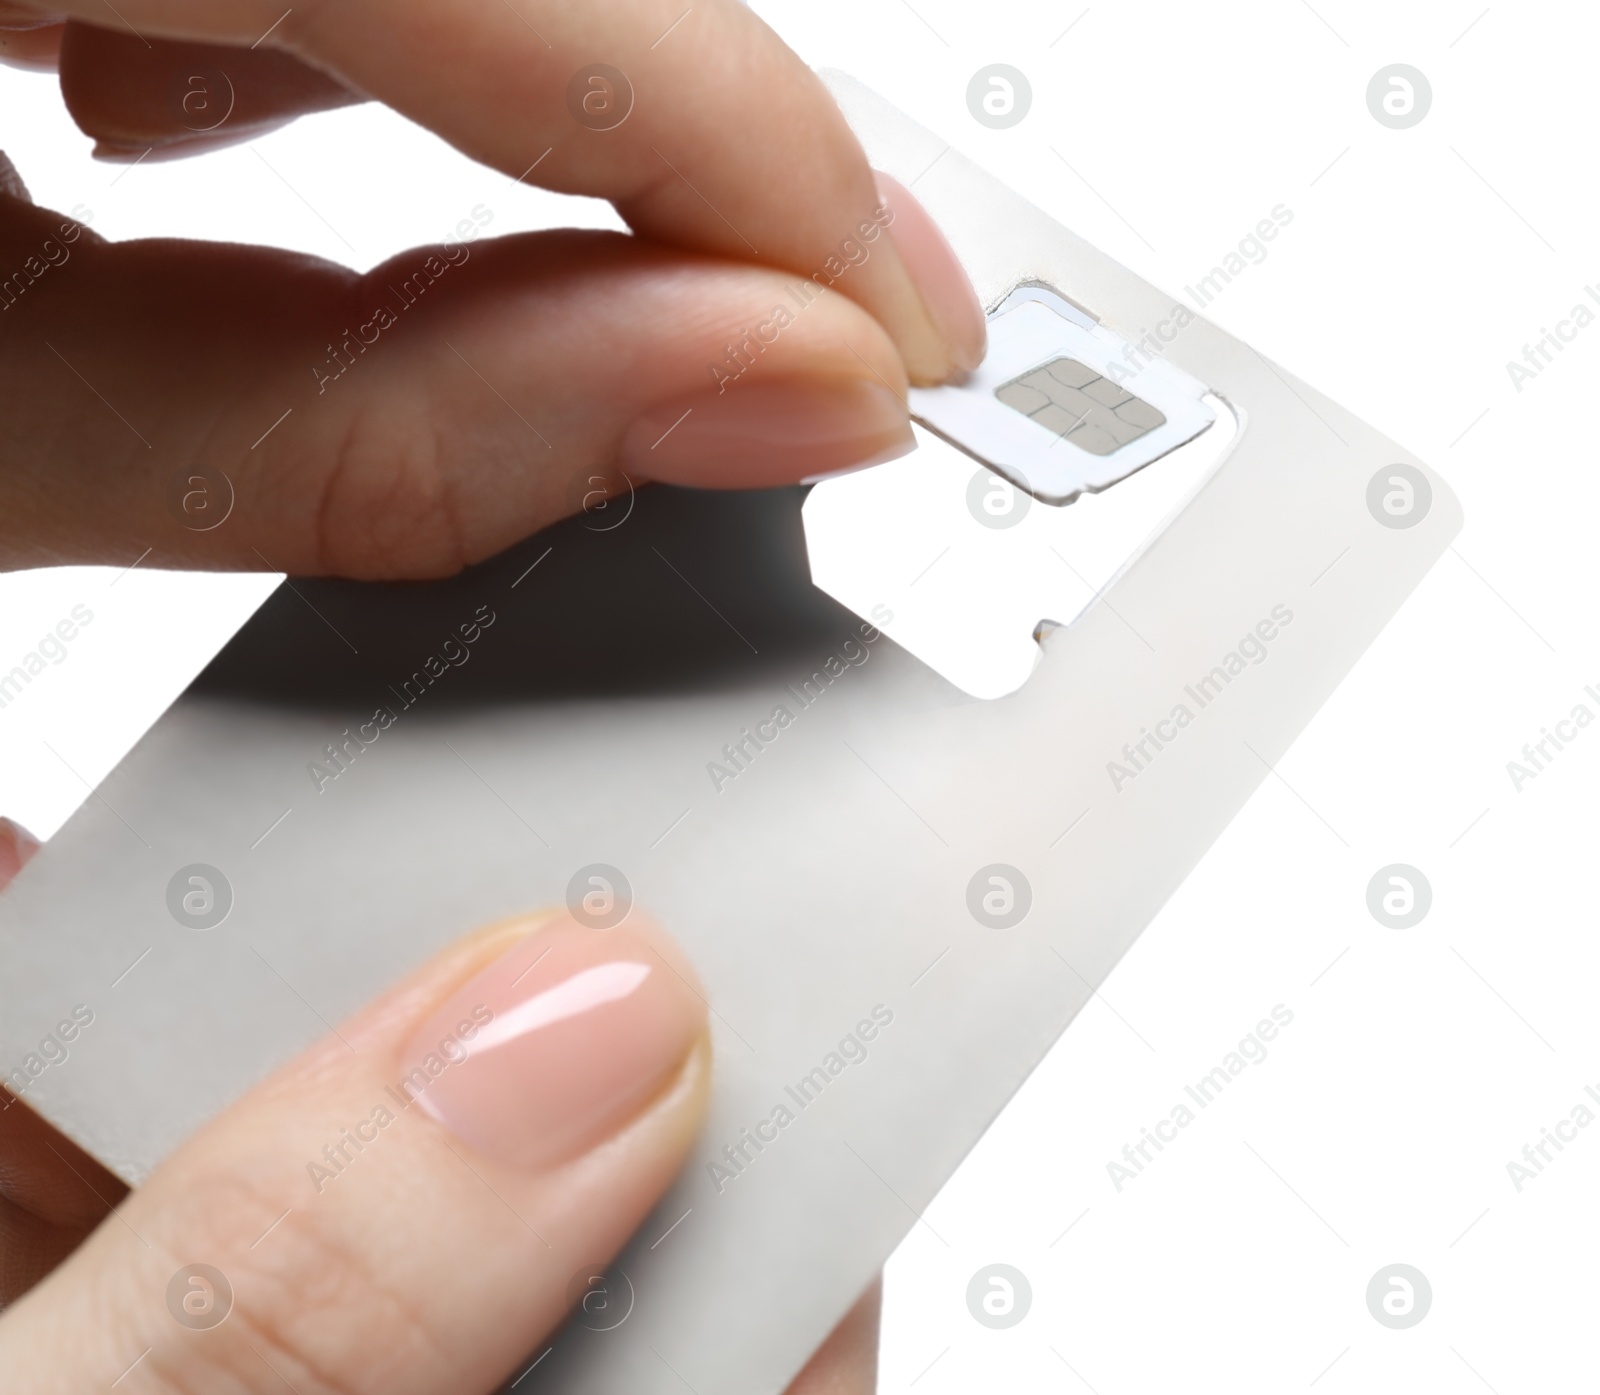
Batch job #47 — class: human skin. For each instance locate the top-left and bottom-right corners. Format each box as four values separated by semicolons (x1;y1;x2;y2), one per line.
0;0;988;1386
0;0;983;575
0;821;883;1393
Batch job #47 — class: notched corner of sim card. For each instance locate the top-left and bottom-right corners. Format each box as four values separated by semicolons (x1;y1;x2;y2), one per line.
909;279;1224;508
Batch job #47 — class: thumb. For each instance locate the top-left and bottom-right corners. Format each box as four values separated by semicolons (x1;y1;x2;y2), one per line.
0;909;710;1393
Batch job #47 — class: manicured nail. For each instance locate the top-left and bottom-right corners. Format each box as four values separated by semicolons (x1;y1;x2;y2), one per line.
91;122;289;163
90;141;152;162
0;816;41;886
873;171;987;376
400;915;705;1172
621;378;914;489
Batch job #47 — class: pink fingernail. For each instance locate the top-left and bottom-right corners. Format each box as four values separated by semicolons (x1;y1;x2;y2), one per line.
873;171;987;375
621;377;914;489
399;915;705;1172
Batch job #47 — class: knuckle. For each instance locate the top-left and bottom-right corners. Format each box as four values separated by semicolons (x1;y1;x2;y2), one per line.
311;401;471;579
147;1170;448;1395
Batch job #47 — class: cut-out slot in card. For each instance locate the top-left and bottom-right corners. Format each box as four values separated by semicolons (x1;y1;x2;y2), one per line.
0;73;1458;1395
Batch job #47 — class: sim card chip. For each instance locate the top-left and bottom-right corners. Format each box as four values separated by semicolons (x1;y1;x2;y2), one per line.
996;358;1168;458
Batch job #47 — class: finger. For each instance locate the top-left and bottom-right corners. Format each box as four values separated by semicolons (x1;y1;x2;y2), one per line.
785;1277;882;1395
0;151;25;202
0;818;132;1309
0;824;883;1384
0;908;711;1392
0;18;61;71
0;1081;129;1308
57;21;359;159
0;817;41;884
41;0;984;383
0;193;912;575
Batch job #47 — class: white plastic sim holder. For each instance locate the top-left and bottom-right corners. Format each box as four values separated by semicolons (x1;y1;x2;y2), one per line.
0;74;1459;1395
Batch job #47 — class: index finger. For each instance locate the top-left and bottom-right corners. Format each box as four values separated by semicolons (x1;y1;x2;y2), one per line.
46;0;986;383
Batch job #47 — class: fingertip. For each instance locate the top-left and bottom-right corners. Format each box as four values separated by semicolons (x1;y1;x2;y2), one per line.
0;816;41;888
0;19;62;73
872;171;987;380
0;149;29;202
59;23;357;158
784;1276;883;1395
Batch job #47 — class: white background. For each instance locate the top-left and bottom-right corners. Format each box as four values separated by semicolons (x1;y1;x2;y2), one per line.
2;2;1596;1390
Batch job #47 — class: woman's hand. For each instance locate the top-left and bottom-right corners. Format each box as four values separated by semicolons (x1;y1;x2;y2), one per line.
0;4;978;1377
0;817;881;1392
0;0;985;576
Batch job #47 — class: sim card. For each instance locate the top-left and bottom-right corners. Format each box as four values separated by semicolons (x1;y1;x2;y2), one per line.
0;73;1460;1395
910;284;1217;504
